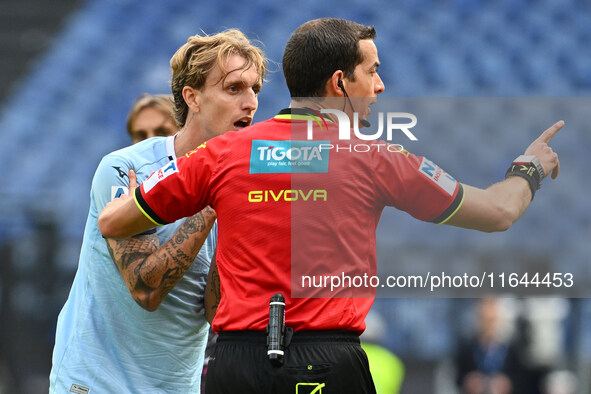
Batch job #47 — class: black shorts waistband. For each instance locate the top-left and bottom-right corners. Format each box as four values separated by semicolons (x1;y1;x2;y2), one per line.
217;330;360;344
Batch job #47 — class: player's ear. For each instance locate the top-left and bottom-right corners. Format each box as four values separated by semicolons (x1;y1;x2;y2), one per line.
182;86;200;114
326;70;345;97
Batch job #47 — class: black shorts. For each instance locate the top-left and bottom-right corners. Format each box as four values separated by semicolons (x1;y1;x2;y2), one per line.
204;330;376;394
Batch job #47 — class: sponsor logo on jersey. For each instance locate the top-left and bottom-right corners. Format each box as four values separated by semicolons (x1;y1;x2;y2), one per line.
249;140;329;174
111;185;129;201
248;189;327;202
112;166;128;178
419;157;457;196
143;160;178;193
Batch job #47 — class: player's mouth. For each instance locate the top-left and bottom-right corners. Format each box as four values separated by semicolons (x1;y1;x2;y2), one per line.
233;116;252;129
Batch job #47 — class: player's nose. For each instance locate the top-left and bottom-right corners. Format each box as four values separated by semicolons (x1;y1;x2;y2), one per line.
243;88;258;112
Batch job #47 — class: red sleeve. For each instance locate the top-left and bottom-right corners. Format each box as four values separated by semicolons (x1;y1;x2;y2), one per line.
135;138;224;225
373;147;464;224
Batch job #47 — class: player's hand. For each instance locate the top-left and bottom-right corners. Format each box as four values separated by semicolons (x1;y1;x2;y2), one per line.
524;120;563;180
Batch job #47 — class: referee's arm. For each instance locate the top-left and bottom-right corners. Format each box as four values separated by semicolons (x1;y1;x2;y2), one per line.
444;120;563;232
98;169;156;239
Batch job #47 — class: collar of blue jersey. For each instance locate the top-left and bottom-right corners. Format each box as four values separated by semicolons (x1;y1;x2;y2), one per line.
275;108;332;130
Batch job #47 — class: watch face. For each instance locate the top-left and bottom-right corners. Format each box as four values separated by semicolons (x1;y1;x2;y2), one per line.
513;155;544;179
514;155;536;163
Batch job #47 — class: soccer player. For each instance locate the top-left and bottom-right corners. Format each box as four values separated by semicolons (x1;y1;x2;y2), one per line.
125;93;177;143
98;18;561;393
49;29;266;392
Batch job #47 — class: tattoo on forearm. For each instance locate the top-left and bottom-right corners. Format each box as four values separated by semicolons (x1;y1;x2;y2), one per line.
105;206;216;310
211;266;220;313
204;252;220;323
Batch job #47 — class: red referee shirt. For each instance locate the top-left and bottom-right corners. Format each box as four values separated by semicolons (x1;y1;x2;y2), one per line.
135;109;463;334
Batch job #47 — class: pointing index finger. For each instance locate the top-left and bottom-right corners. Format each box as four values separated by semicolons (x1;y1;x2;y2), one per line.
537;120;564;144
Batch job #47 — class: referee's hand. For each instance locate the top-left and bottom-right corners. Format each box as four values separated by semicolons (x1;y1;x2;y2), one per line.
112;169;136;203
524;120;563;180
101;169;136;218
99;168;146;239
127;168;138;195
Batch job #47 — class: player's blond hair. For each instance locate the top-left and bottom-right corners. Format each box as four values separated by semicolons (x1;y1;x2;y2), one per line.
126;94;176;136
170;29;267;127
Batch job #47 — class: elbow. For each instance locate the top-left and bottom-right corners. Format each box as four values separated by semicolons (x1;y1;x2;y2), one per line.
131;291;162;312
98;211;132;240
488;219;512;233
140;300;160;312
142;303;160;313
204;305;217;324
98;212;118;239
485;204;518;233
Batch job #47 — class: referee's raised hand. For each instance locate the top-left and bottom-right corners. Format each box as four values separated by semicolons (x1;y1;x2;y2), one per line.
524;120;563;180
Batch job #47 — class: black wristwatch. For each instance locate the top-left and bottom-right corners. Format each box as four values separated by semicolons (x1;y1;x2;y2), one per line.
513;155;545;180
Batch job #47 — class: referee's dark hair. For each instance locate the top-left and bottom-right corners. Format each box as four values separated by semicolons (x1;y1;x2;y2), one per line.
283;18;376;100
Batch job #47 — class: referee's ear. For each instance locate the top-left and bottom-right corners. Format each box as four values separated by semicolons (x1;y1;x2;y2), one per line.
182;86;200;114
326;70;345;97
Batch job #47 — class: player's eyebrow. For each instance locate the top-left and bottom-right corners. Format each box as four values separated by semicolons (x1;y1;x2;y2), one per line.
224;72;262;93
223;77;250;92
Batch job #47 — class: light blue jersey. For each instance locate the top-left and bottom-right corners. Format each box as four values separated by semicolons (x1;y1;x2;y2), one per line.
50;136;215;393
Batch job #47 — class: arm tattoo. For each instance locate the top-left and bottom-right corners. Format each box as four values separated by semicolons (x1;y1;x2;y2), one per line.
210;267;221;314
204;251;220;324
105;206;216;310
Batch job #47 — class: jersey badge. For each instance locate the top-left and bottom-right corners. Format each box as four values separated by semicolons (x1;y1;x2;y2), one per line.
143;160;179;193
419;157;457;196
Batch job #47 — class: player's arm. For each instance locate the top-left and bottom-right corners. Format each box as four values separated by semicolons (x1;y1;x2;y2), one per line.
105;203;216;311
204;249;220;324
444;120;563;232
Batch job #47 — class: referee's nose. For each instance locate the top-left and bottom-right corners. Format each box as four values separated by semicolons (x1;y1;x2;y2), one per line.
375;72;385;95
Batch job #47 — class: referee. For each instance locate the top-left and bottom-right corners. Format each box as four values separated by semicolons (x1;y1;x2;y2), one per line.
98;18;562;394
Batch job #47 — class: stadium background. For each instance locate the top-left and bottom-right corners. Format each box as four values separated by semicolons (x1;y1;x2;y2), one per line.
0;0;589;392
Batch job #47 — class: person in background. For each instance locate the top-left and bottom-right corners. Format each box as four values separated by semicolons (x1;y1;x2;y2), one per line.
455;298;526;394
126;93;178;143
361;311;405;394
